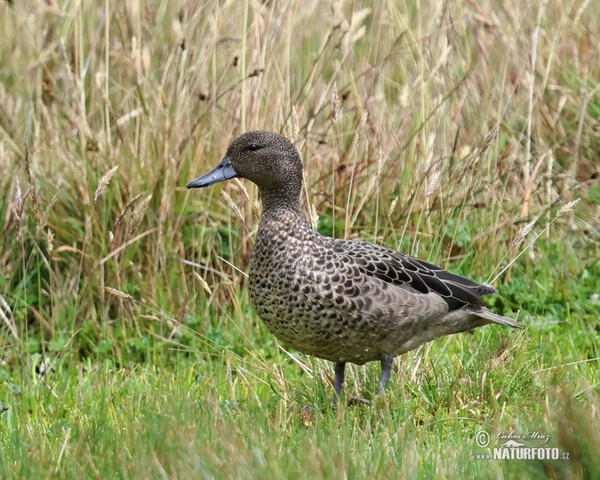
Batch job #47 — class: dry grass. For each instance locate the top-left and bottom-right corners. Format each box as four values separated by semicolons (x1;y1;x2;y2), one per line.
1;0;598;334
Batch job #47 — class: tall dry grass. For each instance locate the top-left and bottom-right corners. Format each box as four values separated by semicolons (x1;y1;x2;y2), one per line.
0;0;598;354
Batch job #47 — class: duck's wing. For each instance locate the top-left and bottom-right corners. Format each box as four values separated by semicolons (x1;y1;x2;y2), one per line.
333;239;495;311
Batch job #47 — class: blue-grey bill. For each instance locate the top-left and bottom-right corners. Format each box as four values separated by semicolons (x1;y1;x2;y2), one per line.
187;156;238;188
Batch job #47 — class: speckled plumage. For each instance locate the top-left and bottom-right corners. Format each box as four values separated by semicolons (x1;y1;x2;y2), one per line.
188;130;521;400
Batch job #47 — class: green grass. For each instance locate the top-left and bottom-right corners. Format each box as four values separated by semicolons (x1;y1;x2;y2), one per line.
1;0;599;478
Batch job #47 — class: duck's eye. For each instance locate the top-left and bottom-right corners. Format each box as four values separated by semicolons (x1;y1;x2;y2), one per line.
247;144;261;151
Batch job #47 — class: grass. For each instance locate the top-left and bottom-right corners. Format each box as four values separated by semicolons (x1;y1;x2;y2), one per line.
1;0;599;478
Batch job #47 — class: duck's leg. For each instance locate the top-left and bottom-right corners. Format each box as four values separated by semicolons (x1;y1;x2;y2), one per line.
377;355;394;394
333;361;346;405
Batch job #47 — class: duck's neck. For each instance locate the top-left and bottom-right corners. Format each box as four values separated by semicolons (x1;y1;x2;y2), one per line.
260;188;302;214
259;188;311;227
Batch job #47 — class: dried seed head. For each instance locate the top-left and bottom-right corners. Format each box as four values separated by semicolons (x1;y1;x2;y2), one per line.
555;198;580;219
193;271;213;295
104;286;133;300
426;163;441;197
131;193;153;230
513;217;537;246
0;294;18;341
291;105;299;143
310;204;319;230
94;165;119;206
332;82;339;124
221;190;244;223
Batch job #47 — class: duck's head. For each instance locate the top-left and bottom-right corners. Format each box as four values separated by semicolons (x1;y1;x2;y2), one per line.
187;131;303;201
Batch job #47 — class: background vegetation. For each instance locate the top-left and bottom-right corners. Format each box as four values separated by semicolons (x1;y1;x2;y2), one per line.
1;0;599;478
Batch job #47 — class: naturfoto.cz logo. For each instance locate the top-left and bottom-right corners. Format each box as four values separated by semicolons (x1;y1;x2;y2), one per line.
474;429;570;461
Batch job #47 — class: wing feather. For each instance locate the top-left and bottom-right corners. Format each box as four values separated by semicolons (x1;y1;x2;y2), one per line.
334;239;494;311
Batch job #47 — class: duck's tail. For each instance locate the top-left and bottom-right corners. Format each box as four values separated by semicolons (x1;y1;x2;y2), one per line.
476;309;523;328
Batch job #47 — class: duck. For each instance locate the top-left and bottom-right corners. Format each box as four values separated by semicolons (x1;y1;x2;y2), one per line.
187;130;521;403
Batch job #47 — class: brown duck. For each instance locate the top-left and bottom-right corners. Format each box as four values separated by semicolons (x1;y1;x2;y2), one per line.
187;131;521;403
